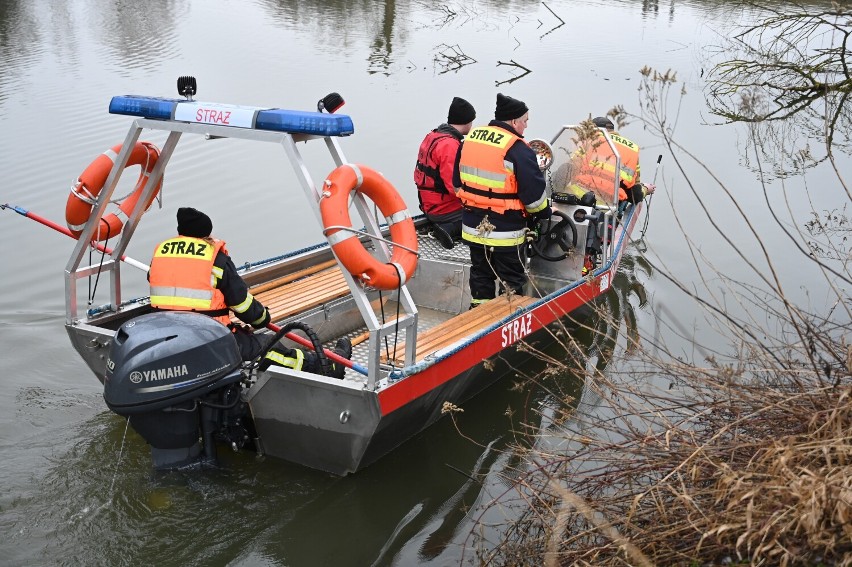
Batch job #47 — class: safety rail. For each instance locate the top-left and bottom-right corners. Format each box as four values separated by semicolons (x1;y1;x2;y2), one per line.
65;95;418;388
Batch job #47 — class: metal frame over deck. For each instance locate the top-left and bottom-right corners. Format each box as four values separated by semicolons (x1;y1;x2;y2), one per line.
64;96;418;387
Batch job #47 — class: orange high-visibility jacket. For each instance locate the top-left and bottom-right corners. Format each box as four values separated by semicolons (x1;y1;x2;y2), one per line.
568;132;640;204
457;126;526;215
149;236;230;325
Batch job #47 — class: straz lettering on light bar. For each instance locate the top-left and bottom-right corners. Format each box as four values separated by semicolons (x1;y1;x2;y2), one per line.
195;107;231;125
141;364;189;382
159;241;208;256
173;102;257;128
500;313;533;348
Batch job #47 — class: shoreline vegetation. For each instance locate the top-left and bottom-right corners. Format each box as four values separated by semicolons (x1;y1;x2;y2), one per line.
463;4;851;565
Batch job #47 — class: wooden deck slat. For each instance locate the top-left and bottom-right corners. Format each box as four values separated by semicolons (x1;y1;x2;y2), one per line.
249;259;338;295
382;295;536;364
258;271;347;308
233;265;351;324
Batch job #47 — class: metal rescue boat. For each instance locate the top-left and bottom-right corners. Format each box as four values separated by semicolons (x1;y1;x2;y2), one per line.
63;78;644;475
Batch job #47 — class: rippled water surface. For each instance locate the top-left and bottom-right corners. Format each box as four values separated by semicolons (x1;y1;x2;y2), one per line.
1;0;846;565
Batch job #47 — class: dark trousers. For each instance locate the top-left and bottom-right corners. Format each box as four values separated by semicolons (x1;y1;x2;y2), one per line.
426;209;462;240
232;328;318;370
467;243;527;302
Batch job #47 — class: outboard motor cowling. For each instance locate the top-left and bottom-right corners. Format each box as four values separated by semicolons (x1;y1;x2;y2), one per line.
104;311;248;469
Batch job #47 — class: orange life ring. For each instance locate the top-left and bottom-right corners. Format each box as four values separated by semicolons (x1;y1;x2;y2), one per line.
65;141;162;241
320;164;418;290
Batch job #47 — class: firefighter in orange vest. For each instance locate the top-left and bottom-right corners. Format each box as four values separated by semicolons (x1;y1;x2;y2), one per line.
453;93;551;308
414;96;476;249
148;208;351;377
562;116;655;206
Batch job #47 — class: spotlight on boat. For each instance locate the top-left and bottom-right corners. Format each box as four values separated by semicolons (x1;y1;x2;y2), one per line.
177;76;197;101
317;92;344;113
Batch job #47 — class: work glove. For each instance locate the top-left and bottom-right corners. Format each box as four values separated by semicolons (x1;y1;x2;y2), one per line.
643;183;656;196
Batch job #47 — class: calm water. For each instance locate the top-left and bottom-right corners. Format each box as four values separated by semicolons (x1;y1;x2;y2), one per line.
1;0;847;565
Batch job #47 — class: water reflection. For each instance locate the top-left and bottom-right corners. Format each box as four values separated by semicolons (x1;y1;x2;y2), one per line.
90;0;186;74
0;1;41;104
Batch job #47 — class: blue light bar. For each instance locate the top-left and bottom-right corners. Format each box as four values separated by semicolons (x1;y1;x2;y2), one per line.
108;95;355;137
109;95;177;121
255;109;354;136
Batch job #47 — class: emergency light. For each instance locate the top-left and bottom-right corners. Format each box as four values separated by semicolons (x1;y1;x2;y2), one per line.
108;95;355;137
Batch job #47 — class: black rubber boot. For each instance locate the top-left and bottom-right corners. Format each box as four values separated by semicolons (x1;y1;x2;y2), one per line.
431;224;454;250
330;337;353;379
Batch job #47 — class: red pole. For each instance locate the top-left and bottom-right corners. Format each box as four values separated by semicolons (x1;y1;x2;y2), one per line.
2;203;367;376
2;203;149;271
266;322;367;376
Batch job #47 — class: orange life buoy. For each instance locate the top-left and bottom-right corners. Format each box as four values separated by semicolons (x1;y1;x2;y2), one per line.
320;164;418;290
65;141;162;241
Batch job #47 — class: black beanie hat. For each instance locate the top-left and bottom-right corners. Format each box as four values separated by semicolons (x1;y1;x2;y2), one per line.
592;116;615;129
177;207;212;238
447;96;476;124
494;93;528;121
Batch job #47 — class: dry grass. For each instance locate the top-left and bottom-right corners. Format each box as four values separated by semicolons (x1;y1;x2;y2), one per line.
473;304;852;566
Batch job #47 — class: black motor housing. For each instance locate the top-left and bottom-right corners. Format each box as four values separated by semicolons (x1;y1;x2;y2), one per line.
104;311;247;469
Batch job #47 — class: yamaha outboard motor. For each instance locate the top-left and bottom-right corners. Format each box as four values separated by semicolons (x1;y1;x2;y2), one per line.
104;311;251;470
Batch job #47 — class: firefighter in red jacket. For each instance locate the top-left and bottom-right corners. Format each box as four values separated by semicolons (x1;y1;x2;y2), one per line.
453;93;551;308
414;96;476;249
148;207;351;377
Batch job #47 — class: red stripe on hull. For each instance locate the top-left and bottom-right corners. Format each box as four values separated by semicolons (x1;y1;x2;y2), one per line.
377;275;604;415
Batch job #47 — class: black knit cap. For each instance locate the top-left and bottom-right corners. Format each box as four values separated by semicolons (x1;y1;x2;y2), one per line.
494;93;528;121
447;96;476;124
592;116;615;129
177;207;212;238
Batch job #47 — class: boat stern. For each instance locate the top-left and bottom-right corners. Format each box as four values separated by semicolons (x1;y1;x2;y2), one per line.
245;368;381;476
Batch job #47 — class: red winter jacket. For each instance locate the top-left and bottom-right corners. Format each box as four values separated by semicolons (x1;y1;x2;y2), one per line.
414;124;464;216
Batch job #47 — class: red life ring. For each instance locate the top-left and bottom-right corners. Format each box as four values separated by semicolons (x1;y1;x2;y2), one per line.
65;141;162;241
320;164;418;290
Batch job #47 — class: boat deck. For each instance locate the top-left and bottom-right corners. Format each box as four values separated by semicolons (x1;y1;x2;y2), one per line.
380;293;536;366
238;233;539;379
247;260;348;323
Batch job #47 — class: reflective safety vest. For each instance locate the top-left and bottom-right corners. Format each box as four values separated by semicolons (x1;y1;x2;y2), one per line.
149;236;230;325
567;132;640;205
457;126;525;215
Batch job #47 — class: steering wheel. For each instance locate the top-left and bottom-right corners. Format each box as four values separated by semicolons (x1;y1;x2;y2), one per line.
531;209;578;261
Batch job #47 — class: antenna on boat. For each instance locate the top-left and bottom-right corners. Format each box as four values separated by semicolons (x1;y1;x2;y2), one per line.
317;92;344;113
177;76;197;101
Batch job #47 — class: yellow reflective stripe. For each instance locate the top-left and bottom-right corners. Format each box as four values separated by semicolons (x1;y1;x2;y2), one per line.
264;348;304;370
566;183;589;198
230;292;254;314
459;165;507;189
212;266;223;278
150;295;213;309
461;229;526;246
250;311;268;326
470;298;491;305
525;196;549;214
150;286;214;300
